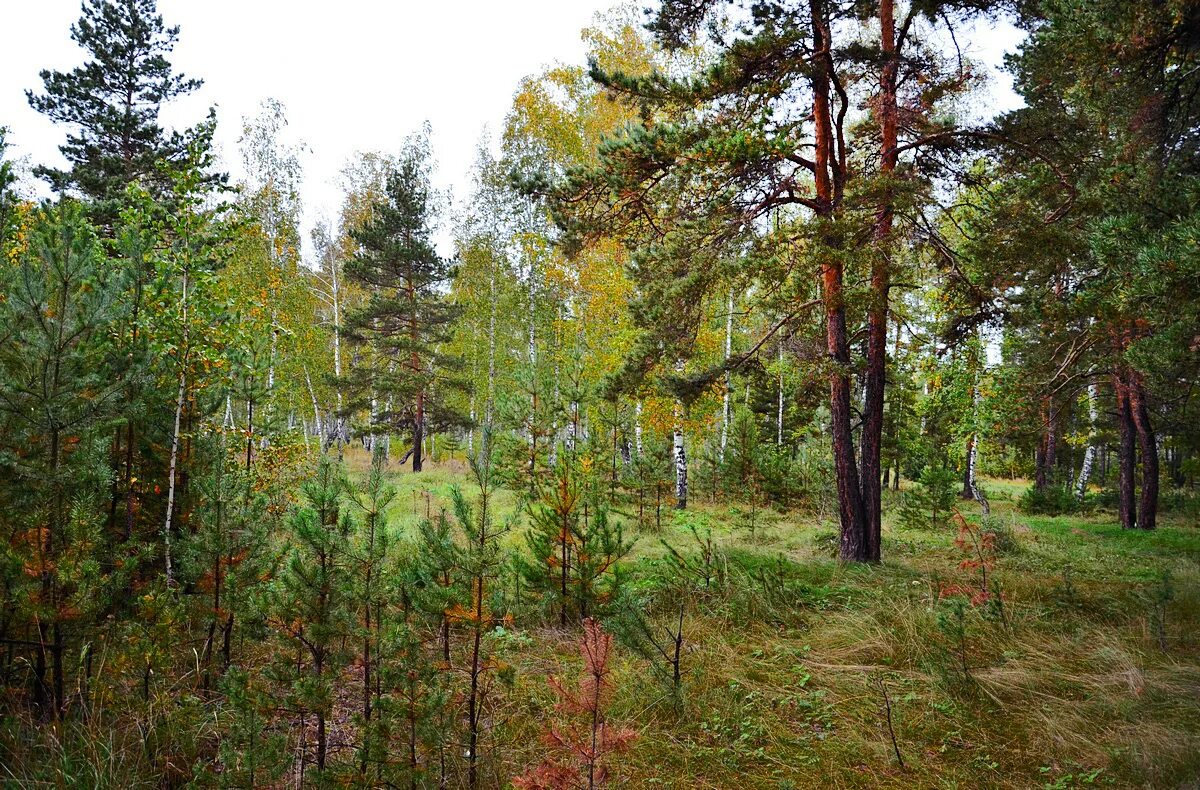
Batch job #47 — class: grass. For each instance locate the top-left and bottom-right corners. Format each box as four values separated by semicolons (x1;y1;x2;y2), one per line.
467;469;1199;789
3;451;1197;788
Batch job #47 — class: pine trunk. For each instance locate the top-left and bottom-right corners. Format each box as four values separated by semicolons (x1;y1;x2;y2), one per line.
1112;372;1138;530
1127;372;1158;530
858;0;898;564
810;0;868;562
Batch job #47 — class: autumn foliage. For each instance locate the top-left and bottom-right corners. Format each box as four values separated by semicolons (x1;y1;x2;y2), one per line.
514;618;637;790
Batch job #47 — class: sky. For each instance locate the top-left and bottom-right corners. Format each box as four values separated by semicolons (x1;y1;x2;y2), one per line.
0;1;1026;262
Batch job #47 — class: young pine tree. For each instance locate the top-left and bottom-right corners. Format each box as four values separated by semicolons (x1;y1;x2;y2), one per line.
522;454;633;626
376;551;452;789
444;446;511;790
181;432;272;688
898;464;959;531
623;432;674;532
267;456;353;777
513;618;637;790
345;444;395;777
521;456;582;627
0;201;136;718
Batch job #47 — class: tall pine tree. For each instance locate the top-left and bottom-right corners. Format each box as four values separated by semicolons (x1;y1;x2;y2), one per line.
26;0;221;225
342;129;466;471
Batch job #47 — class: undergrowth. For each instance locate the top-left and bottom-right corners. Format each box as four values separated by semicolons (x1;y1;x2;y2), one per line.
2;466;1198;788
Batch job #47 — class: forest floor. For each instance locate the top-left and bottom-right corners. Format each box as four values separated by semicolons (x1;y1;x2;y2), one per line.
365;455;1200;790
4;455;1197;789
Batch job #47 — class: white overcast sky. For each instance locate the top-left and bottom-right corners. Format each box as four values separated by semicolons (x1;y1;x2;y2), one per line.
0;1;1025;261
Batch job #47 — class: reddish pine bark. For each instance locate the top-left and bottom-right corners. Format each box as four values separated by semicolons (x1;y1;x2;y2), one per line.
860;0;899;563
1034;399;1059;491
1127;371;1158;530
810;0;868;562
1112;371;1138;530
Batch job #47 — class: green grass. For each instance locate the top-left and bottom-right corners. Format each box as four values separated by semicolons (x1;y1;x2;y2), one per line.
4;454;1197;789
458;467;1199;789
354;455;1200;787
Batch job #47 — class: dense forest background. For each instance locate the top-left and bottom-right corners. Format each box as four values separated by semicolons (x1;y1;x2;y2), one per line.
0;0;1198;787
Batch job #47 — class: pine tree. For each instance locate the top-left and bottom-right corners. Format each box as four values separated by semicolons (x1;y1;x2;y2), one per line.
513;619;637;790
342;128;466;471
181;434;271;687
377;551;452;788
444;446;510;789
521;457;582;626
25;0;221;225
544;0;999;562
898;465;958;532
521;456;633;626
0;200;137;717
0;128;18;248
345;444;394;777
267;456;353;777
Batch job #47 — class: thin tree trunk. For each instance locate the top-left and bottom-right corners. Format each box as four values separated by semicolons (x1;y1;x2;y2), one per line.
163;269;189;587
860;0;898;563
304;366;322;450
1128;371;1158;530
720;291;733;462
413;393;424;472
673;362;688;509
1035;399;1058;491
634;401;644;458
485;251;497;435
1113;372;1137;530
965;380;989;516
1075;381;1099;500
777;343;785;447
962;433;976;498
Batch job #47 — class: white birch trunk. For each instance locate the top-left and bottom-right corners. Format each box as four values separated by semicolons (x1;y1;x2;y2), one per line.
777;343;784;446
304;365;322;448
163;268;189;587
634;400;644;458
1075;381;1100;501
719;290;733;463
331;246;344;447
673;419;688;510
674;360;687;509
549;356;560;467
967;378;989;516
468;318;478;459
486;255;497;433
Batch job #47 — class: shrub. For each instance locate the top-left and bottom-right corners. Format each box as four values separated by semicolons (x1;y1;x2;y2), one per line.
897;465;958;530
1018;483;1080;515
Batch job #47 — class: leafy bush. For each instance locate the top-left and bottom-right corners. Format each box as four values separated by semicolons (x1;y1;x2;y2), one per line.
898;465;958;530
1018;484;1080;515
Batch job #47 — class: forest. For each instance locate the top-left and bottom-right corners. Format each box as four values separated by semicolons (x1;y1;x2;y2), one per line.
0;0;1198;787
